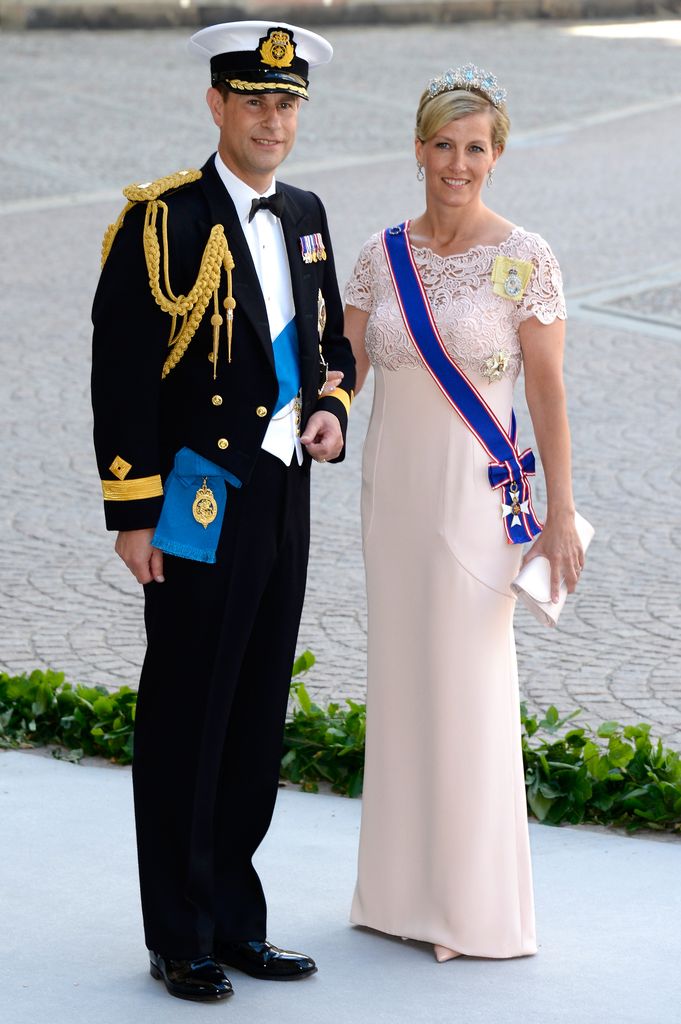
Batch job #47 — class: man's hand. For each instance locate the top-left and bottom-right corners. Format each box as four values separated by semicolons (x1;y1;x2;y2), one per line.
115;528;165;585
300;410;344;463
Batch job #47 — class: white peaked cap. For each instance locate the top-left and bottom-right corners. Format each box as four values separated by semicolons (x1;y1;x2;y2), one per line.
188;21;333;100
189;21;333;67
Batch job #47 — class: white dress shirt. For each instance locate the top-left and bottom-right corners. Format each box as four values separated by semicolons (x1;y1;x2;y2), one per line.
214;153;303;467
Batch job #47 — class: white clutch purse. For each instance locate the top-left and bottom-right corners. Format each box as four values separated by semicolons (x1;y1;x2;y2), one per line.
510;512;595;627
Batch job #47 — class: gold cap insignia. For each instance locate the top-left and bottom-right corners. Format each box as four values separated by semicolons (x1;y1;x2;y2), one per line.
260;28;295;69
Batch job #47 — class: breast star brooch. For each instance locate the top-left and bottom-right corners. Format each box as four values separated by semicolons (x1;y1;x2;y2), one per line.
481;350;510;383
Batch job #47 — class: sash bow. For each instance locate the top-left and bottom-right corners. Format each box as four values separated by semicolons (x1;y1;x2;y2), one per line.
488;447;536;490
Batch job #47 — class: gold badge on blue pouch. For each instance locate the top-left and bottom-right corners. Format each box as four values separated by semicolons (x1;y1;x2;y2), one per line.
299;232;327;264
491;256;533;301
192;478;218;528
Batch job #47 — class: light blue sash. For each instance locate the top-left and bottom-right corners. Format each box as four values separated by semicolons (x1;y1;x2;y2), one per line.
272;319;300;413
152;447;242;564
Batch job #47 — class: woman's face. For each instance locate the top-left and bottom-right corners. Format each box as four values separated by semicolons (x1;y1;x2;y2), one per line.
415;111;501;209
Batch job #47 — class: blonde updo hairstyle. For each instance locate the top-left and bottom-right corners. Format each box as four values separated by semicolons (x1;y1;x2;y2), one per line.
415;88;510;152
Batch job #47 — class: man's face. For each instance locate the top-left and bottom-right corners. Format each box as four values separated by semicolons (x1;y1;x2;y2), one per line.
207;89;301;191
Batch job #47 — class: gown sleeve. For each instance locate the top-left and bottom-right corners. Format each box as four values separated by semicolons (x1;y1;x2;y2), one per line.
514;233;567;327
343;233;382;314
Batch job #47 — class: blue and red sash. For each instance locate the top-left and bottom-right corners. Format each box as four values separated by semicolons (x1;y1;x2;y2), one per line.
382;222;542;546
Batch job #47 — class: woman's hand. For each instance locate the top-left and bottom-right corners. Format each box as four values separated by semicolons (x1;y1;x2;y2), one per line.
319;370;344;395
521;511;584;603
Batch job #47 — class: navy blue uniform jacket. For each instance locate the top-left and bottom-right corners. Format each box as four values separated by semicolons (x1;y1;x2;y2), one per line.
92;155;356;531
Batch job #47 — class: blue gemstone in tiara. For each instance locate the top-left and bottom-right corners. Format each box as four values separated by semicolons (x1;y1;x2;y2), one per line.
426;63;508;108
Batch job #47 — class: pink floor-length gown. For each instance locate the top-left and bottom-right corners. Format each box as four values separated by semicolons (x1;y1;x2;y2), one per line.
345;225;566;958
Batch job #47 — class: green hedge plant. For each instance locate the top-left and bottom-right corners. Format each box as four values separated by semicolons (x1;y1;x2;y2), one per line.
1;659;680;833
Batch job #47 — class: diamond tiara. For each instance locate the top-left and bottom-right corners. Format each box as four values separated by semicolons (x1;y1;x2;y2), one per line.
427;64;507;108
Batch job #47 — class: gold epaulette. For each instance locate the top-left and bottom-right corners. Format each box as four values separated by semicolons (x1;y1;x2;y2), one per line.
101;169;202;267
100;167;235;381
123;168;202;204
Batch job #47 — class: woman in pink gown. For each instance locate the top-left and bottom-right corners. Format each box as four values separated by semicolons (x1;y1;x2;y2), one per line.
344;66;584;961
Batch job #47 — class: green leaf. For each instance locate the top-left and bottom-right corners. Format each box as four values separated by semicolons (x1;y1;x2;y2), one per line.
293;682;312;716
597;721;621;738
93;696;114;717
541;706;560;729
527;789;553;821
291;651;315;678
608;737;635;768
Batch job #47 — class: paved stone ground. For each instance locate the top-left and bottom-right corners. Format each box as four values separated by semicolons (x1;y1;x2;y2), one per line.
1;21;680;743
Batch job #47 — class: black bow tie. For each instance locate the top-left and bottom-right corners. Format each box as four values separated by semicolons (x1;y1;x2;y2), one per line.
248;193;285;222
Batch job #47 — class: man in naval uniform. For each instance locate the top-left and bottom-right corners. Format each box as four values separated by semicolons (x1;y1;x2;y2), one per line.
91;21;355;1002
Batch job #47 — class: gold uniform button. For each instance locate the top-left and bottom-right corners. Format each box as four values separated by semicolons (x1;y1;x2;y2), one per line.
211;395;223;406
208;352;215;363
256;406;268;418
217;438;229;450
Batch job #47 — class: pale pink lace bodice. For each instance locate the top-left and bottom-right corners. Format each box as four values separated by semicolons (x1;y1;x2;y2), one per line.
344;225;566;386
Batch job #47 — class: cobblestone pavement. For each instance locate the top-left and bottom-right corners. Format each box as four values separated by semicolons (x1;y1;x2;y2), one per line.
1;22;680;743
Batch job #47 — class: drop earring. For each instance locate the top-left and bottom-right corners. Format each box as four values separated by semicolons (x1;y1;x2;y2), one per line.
416;162;424;182
487;167;495;188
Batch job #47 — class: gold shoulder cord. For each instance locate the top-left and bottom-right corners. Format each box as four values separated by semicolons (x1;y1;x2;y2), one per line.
100;169;236;380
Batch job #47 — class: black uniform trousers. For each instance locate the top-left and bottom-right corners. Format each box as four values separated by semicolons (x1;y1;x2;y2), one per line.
132;450;310;958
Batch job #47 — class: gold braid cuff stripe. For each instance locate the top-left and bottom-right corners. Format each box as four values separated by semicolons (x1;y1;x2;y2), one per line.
323;387;352;417
227;79;308;99
101;475;164;502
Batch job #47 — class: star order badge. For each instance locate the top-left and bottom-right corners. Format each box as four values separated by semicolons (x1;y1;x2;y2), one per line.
481;350;510;384
192;478;218;528
317;289;327;338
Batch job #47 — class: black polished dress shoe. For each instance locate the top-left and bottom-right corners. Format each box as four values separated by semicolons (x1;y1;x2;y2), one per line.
149;950;234;1001
214;939;317;981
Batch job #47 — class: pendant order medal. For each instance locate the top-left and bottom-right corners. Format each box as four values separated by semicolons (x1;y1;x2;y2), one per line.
504;267;522;298
490;255;532;302
502;480;530;528
192;477;218;528
509;481;522;515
